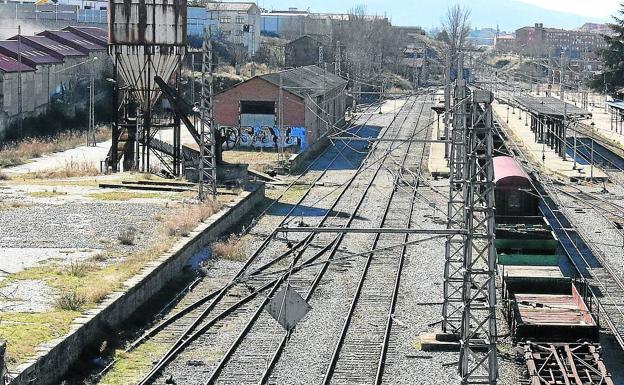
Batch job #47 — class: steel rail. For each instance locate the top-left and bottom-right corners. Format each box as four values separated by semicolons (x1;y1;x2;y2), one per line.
257;93;429;385
375;95;434;384
275;227;465;235
322;92;433;385
206;94;424;385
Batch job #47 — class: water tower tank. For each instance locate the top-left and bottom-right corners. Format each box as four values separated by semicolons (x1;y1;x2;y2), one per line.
108;0;187;109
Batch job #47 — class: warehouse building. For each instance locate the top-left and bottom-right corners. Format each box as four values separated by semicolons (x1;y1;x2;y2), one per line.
0;54;36;138
214;65;347;151
0;26;107;140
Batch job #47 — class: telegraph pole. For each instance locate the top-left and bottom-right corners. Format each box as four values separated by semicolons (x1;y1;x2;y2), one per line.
17;25;23;139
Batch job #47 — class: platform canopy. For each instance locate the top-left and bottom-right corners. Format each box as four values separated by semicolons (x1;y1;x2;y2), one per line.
516;96;591;119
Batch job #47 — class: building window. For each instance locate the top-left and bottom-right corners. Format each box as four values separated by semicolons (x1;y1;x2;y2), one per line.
236;16;245;24
219;15;231;23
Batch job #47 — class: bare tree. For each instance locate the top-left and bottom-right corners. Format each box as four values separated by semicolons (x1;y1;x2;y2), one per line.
442;4;471;63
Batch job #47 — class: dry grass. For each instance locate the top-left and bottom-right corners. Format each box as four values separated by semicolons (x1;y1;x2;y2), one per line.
89;191;162;201
212;234;247;261
27;190;67;198
66;261;96;277
165;200;223;237
31;159;100;179
0;170;8;180
0;127;110;167
54;288;87;311
118;226;138;245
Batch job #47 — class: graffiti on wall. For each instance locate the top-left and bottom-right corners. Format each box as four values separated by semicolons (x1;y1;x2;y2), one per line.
238;126;307;150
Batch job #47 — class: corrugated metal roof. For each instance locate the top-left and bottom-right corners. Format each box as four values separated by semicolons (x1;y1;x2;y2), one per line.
0;40;62;66
260;65;347;99
0;52;35;73
207;2;257;12
62;26;108;46
10;35;86;59
606;100;624;111
37;30;105;53
516;96;591;118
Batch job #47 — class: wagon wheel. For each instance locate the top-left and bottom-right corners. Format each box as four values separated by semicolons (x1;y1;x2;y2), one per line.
221;127;239;151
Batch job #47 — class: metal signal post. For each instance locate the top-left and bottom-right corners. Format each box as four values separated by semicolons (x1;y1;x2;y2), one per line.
198;26;218;200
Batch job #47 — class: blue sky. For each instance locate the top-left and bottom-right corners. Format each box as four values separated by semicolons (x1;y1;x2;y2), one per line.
257;0;621;31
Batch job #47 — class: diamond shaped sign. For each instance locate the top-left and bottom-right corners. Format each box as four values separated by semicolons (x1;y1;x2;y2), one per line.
266;285;312;330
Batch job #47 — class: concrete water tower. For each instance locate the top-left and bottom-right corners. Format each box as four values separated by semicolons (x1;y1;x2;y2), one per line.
107;0;187;174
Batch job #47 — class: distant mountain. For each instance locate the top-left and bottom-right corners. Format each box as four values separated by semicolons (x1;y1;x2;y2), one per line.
261;0;612;31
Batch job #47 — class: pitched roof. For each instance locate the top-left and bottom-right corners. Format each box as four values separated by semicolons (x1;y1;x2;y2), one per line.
206;2;258;12
286;34;330;47
260;65;347;98
0;40;62;66
10;35;86;59
0;52;35;73
62;26;108;45
37;30;105;54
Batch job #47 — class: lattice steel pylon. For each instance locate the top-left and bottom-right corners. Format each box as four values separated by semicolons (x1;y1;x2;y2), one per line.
459;89;498;385
442;79;468;333
198;26;217;200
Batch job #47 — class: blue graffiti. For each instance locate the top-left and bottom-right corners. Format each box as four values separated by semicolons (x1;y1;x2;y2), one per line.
238;126;307;150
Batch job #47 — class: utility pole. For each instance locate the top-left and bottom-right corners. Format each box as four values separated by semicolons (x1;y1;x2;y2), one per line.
561;53;567;160
443;53;451;158
277;71;285;168
198;26;217;200
87;60;96;146
17;25;23;139
335;40;341;76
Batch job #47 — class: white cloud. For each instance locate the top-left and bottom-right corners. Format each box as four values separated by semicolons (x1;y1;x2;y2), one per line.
514;0;620;19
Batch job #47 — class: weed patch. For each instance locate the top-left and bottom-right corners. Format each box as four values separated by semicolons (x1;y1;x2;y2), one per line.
212;234;247;261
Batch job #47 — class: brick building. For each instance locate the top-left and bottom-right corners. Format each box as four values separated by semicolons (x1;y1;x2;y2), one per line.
515;23;608;58
494;34;516;53
214;65;347;149
285;35;331;68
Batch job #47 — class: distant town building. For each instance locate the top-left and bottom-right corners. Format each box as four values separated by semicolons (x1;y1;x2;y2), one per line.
206;1;261;56
467;28;499;46
494;34;516;53
578;23;613;35
515;23;608;58
285;35;331;68
259;8;389;40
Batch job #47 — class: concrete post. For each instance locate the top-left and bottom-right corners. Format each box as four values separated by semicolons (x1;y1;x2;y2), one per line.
0;340;6;385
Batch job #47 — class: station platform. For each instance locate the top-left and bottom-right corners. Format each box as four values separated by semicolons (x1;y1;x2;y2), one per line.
532;91;624;158
492;101;608;182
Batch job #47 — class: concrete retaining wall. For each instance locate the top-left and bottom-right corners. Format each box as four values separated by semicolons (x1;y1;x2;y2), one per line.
9;184;265;385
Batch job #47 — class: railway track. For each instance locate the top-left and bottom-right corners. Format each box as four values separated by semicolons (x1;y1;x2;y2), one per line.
321;96;432;385
103;91;437;385
206;93;434;385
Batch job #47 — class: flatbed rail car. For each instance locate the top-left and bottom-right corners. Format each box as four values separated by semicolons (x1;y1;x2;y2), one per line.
493;155;615;385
